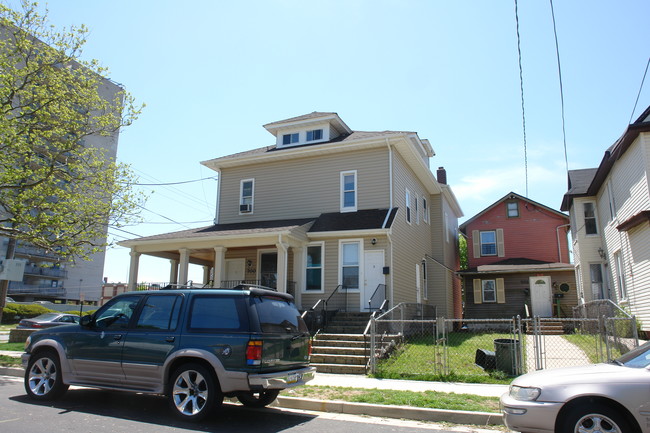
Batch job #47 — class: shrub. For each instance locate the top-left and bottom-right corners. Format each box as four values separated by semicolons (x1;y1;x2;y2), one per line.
1;303;53;323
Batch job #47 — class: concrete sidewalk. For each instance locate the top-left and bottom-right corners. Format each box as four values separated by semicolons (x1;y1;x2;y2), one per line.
1;350;506;426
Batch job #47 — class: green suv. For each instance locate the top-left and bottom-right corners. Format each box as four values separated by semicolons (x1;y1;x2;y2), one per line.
22;285;315;421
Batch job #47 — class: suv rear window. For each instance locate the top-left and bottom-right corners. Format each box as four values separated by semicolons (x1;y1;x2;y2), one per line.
189;295;248;331
253;296;308;334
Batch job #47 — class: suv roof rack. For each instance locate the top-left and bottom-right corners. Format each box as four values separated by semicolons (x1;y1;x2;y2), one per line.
231;284;277;292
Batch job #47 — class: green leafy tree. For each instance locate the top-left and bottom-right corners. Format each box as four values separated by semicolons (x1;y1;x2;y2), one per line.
0;1;144;320
458;234;468;270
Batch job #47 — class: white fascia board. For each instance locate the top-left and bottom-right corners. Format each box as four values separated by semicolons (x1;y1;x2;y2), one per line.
201;133;405;170
441;185;464;218
393;135;442;195
307;228;390;239
264;114;352;136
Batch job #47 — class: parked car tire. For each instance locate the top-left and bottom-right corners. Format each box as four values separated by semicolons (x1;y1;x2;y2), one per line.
168;363;222;421
236;390;280;408
560;402;632;433
24;349;69;400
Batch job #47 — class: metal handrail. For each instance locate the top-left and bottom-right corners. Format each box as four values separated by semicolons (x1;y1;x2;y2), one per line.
367;284;386;311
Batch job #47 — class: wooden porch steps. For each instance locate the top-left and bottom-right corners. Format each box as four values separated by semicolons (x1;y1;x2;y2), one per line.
526;320;565;335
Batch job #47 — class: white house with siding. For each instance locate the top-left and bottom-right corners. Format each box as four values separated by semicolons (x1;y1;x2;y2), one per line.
120;112;463;317
561;105;650;331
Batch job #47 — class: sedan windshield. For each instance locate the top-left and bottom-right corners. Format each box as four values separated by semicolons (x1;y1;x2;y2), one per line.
616;341;650;368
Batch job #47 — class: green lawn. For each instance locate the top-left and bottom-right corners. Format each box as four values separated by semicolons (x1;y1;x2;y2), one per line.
562;334;622;363
281;385;501;413
374;332;514;384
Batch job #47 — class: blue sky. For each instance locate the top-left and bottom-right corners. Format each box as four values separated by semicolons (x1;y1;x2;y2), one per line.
8;1;650;284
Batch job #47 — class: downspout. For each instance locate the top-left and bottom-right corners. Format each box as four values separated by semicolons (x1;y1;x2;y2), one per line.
214;169;221;224
556;223;571;263
386;138;393;208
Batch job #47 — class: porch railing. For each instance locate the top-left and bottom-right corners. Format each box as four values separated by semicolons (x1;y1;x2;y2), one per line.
302;285;349;334
367;284;386;312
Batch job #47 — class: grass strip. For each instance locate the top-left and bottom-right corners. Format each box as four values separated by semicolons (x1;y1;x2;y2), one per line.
281;385;500;413
0;355;21;367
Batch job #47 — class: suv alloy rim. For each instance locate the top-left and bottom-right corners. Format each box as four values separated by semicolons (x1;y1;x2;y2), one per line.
172;369;209;416
28;357;57;396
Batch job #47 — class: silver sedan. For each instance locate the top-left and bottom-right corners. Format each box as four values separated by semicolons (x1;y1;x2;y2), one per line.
500;340;650;433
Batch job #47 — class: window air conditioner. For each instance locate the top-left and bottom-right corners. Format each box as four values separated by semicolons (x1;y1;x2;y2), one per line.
240;204;252;213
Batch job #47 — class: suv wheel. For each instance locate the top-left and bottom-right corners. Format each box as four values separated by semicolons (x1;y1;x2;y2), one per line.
24;349;69;400
168;363;222;421
236;390;280;408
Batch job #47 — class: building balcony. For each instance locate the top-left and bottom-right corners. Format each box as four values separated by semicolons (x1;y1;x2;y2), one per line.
14;245;62;262
23;265;67;279
8;282;66;297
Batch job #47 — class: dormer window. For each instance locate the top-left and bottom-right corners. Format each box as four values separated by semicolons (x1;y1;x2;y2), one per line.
282;133;299;145
306;129;323;141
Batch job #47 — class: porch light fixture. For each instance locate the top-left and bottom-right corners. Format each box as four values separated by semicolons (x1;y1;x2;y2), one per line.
597;247;606;260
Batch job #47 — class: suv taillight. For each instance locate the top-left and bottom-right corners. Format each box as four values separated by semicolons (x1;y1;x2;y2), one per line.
246;340;262;366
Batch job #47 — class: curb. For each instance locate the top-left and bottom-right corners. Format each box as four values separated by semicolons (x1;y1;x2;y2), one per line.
0;366;503;426
277;396;503;425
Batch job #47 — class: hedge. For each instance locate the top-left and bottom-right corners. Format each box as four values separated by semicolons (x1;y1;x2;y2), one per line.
1;303;55;324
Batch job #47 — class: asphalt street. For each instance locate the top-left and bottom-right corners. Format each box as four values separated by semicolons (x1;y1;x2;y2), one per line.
0;375;501;433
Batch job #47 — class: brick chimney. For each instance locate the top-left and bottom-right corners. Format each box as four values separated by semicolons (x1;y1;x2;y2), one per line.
436;167;447;185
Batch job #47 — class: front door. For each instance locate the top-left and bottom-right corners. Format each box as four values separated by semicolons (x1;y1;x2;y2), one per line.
530;276;552;317
363;250;385;311
260;252;278;289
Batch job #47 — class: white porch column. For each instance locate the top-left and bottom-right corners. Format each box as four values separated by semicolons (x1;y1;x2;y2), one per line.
213;247;227;287
169;259;179;284
276;240;289;293
292;246;304;307
202;266;211;285
178;248;190;285
127;250;141;290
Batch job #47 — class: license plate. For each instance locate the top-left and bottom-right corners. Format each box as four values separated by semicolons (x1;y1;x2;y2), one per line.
287;373;302;384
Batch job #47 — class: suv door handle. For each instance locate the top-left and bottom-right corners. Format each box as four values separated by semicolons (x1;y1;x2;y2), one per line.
113;334;123;341
166;336;175;343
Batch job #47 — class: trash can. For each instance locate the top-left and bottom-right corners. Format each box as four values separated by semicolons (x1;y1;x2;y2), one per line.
494;338;521;376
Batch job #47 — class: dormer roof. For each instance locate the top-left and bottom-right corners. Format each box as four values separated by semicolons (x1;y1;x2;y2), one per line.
263;111;352;136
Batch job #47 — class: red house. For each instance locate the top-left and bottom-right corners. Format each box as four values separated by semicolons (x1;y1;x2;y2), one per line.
459;192;576;320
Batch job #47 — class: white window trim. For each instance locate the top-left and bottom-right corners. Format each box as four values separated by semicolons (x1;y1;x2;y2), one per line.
338;239;363;292
422;197;429;224
306;129;324;142
340;170;357;213
415;194;420;224
480;230;497;256
614;251;627;301
405;188;412;224
422;259;428;300
304;242;325;294
583;201;599;236
482;279;497;303
239;178;255;215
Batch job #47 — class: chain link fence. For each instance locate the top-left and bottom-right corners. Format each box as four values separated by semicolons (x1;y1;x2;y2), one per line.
368;304;639;381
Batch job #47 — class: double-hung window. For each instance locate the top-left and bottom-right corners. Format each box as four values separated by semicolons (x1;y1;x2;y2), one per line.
240;179;254;213
305;244;323;292
583;202;598;235
422;198;429;223
507;201;519;218
341;171;357;212
405;189;411;223
482;280;496;303
341;241;360;290
480;231;497;256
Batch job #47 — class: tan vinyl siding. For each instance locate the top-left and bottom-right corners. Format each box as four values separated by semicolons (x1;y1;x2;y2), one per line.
626;225;650;328
218;148;390;223
390;151;436;309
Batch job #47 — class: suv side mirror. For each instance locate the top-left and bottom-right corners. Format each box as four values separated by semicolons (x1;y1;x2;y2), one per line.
80;315;93;327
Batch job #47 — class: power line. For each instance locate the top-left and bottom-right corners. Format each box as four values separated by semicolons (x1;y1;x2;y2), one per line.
133;175;217;186
629;57;650;124
549;0;569;175
513;0;529;196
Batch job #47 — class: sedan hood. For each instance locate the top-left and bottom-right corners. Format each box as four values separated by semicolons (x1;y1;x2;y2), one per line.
512;363;643;388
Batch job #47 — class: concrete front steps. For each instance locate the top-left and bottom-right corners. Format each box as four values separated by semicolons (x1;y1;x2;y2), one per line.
310;312;373;374
311;333;369;374
526;320;565;335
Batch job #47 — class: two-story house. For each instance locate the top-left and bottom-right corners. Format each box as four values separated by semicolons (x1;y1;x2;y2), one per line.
119;112;463;317
459;192;576;320
561;105;650;332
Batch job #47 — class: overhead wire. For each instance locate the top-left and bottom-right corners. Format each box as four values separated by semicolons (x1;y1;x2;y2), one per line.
549;0;570;175
513;0;529;196
629;57;650;124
